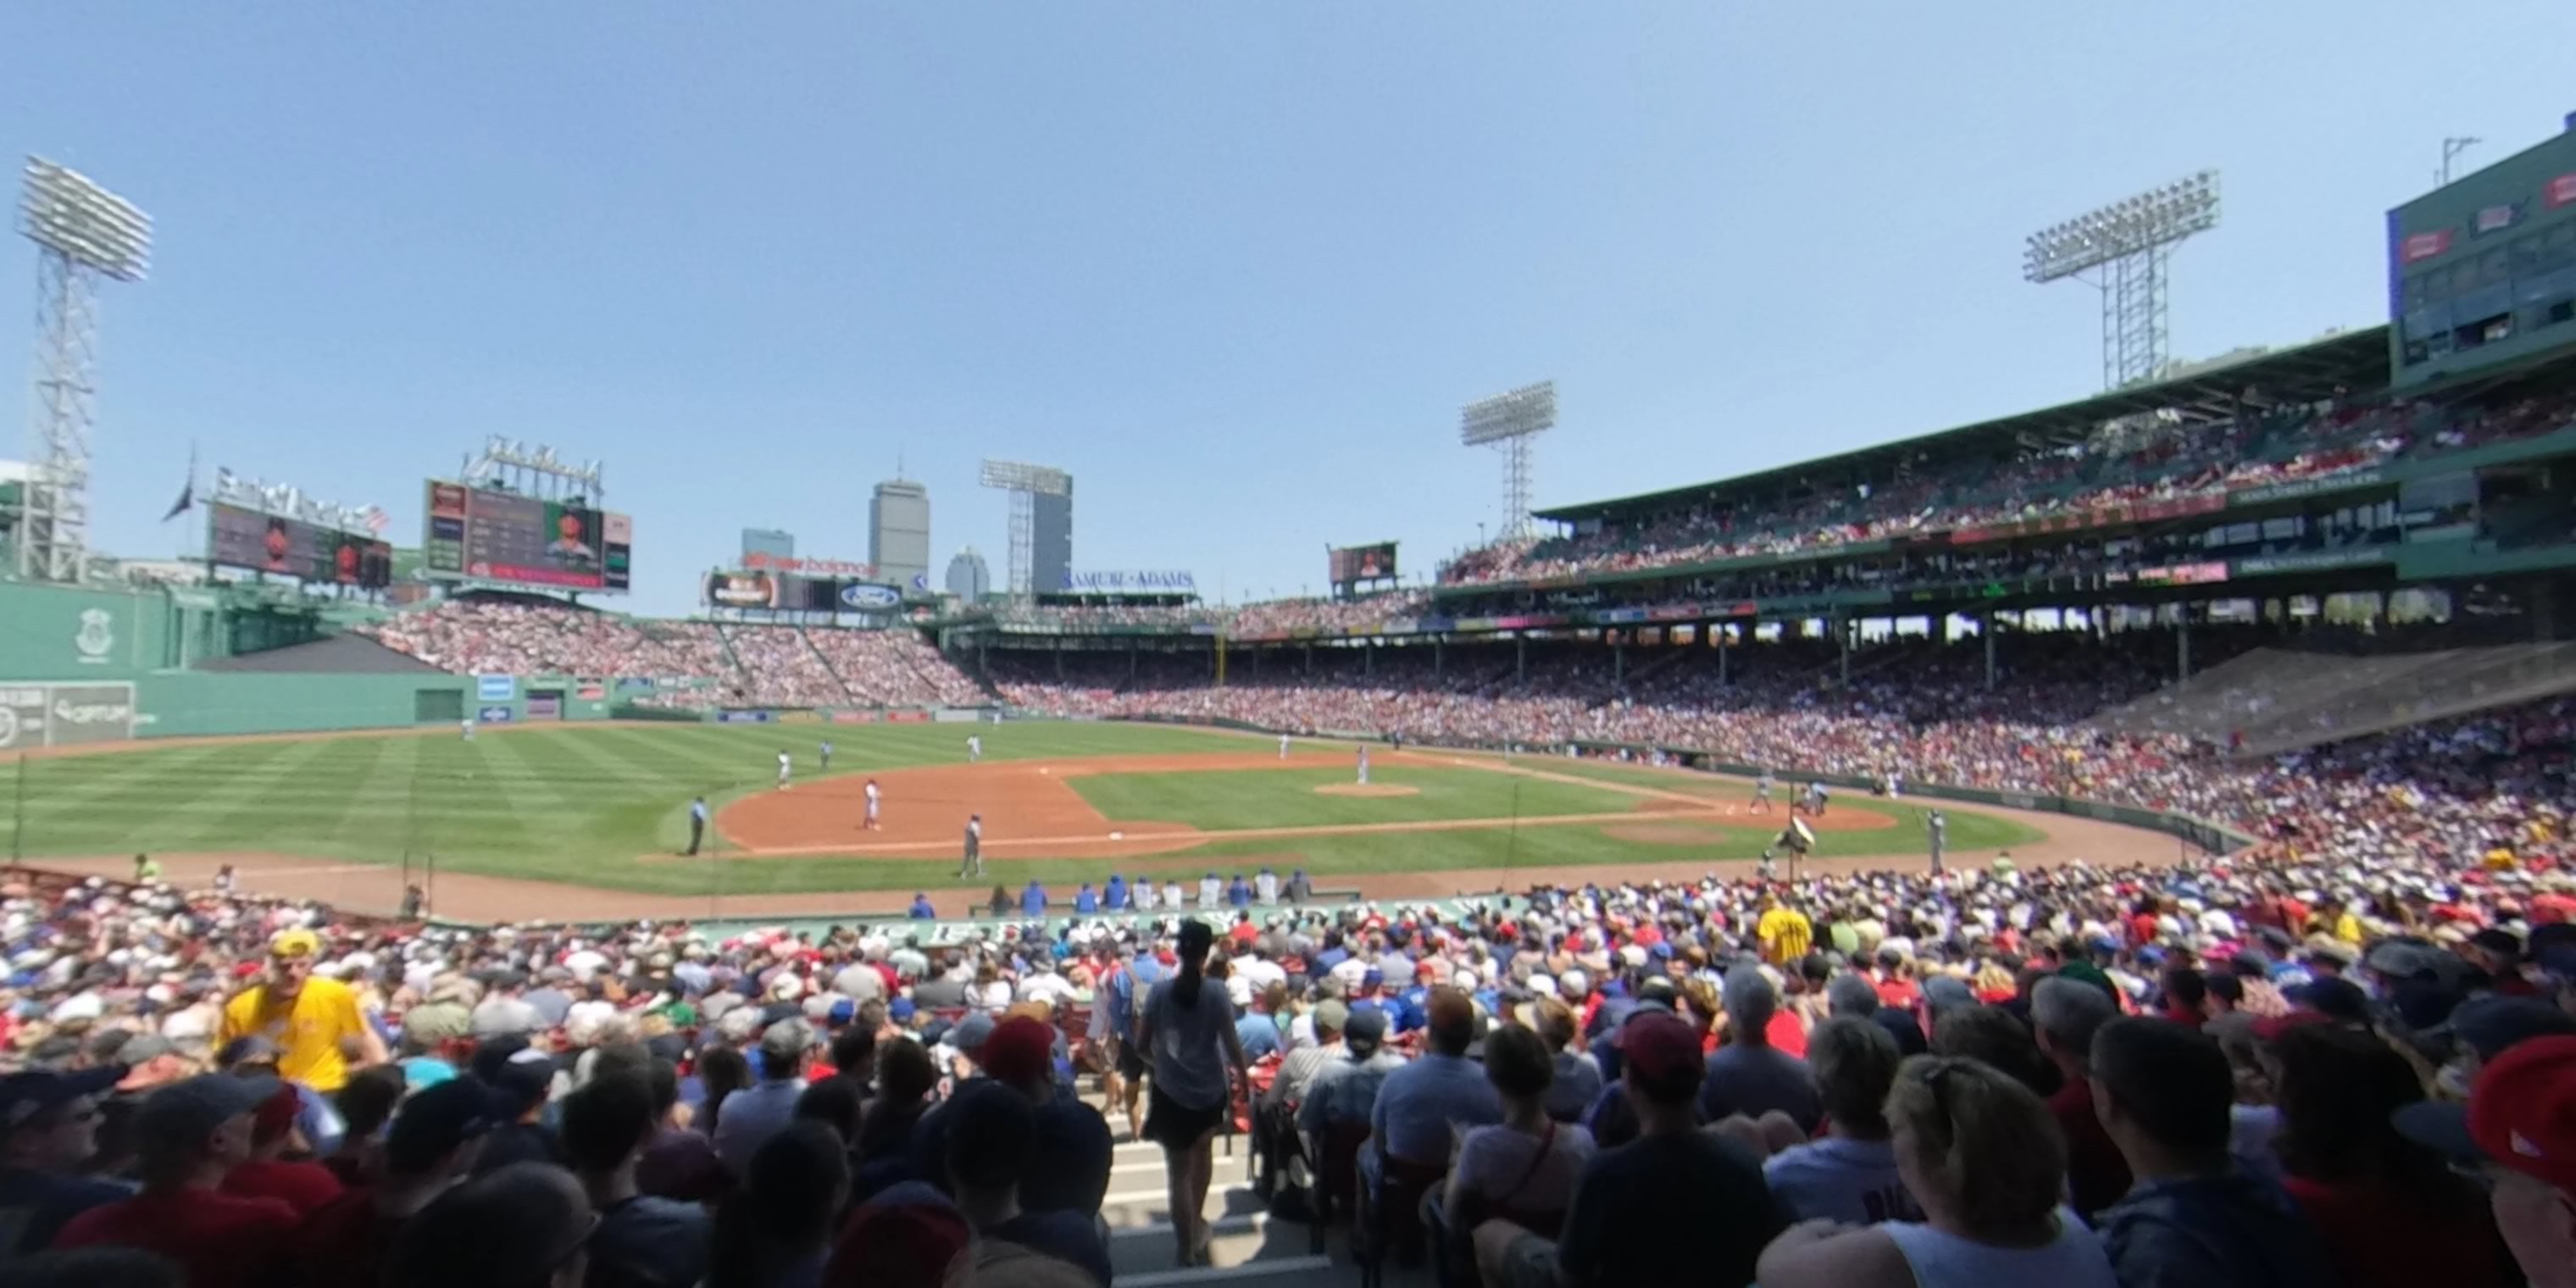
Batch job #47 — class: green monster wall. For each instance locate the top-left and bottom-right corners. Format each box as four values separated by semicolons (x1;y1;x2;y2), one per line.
0;582;613;746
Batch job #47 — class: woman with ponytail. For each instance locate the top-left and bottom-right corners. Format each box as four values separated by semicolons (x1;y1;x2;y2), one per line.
1137;918;1251;1267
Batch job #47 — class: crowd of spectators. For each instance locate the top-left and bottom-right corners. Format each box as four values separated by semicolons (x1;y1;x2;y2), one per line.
358;598;989;712
3;668;2574;1288
1440;390;2576;588
357;599;729;682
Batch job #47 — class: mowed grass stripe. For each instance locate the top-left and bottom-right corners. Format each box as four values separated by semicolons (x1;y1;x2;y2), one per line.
17;742;304;854
1064;765;1647;831
165;737;354;852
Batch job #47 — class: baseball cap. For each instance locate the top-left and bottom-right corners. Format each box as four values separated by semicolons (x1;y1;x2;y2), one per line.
2451;997;2576;1063
947;1012;997;1056
760;1018;815;1067
979;1017;1053;1086
828;1184;969;1288
1313;999;1351;1035
1614;1011;1702;1088
1344;1007;1388;1055
269;928;321;959
2397;1035;2576;1191
386;1075;506;1174
0;1066;125;1131
132;1074;280;1153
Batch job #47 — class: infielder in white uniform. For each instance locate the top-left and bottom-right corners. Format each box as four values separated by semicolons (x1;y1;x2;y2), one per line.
863;778;881;830
777;751;791;789
461;719;475;741
1357;747;1370;786
1279;733;1291;759
967;735;982;763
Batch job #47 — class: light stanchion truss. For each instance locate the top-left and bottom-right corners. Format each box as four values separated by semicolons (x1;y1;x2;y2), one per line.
978;458;1070;599
18;158;151;583
1460;380;1557;541
2024;170;2219;392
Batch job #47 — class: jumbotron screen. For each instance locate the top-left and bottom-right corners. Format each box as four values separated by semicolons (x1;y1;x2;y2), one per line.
1330;541;1398;583
422;480;632;592
208;502;393;588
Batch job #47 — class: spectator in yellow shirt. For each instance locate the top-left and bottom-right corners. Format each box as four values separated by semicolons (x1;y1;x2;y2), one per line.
218;929;386;1092
1757;896;1813;967
2300;896;2364;948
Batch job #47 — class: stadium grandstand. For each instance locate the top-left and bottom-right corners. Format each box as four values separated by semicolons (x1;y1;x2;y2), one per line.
8;50;2576;1288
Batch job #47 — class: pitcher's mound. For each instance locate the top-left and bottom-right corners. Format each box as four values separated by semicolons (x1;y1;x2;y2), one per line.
1313;783;1420;798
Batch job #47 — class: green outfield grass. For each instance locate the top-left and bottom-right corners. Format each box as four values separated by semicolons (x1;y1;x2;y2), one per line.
0;723;2043;895
1065;763;1645;830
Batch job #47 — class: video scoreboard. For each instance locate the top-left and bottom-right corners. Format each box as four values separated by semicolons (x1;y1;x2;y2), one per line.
207;502;393;588
423;480;632;592
1329;541;1399;585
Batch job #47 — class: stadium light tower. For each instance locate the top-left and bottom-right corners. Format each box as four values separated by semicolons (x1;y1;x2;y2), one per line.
17;158;151;583
978;458;1069;599
2024;170;2218;391
1459;380;1556;541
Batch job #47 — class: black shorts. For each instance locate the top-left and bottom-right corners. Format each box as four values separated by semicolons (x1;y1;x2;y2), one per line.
1143;1082;1226;1149
1115;1038;1148;1082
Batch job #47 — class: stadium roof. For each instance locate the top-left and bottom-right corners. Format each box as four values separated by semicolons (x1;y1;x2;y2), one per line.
1535;324;2391;524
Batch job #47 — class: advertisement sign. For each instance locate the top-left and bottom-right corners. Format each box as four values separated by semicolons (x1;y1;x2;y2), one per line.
576;681;607;701
1060;570;1196;593
476;675;517;702
886;710;932;724
742;552;875;577
525;694;562;719
2229;470;2385;508
830;711;881;724
476;706;516;724
2231;548;2394;577
423;480;632;592
2400;229;2454;263
779;711;822;724
839;583;902;609
706;572;780;608
716;710;774;724
0;683;137;750
1328;542;1399;584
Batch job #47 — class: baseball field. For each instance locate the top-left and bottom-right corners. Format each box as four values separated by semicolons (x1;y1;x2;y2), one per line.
2;720;2071;920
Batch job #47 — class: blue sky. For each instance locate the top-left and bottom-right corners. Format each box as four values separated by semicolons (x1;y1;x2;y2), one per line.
4;3;2573;615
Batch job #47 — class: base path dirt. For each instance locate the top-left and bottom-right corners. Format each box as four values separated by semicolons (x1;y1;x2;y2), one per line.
1313;784;1420;798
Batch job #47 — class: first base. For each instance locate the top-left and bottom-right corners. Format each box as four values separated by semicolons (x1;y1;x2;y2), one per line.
1110;830;1124;841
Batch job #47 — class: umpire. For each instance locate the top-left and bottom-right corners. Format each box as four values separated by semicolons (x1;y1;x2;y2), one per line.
958;813;984;879
686;796;708;856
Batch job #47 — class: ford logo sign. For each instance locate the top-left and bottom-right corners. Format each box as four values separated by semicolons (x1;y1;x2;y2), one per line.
841;583;902;609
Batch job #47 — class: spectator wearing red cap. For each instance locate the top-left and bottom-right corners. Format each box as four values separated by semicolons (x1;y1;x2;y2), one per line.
217;1083;342;1215
2268;1024;2512;1288
1758;1054;2114;1288
1480;1010;1782;1288
969;1015;1112;1219
2396;1034;2576;1288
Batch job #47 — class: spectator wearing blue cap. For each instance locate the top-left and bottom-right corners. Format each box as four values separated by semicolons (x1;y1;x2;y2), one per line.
1227;874;1252;909
1074;884;1097;915
292;1076;506;1285
56;1074;301;1288
1102;874;1129;912
1020;880;1047;919
0;1065;130;1253
907;894;935;920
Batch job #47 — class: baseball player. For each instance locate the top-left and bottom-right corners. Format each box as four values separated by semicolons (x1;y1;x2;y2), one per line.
958;813;984;879
819;740;834;771
777;750;792;790
1927;809;1947;875
967;735;982;763
1809;780;1829;816
1357;747;1370;786
1279;733;1291;760
1753;769;1775;813
460;718;475;741
863;779;881;830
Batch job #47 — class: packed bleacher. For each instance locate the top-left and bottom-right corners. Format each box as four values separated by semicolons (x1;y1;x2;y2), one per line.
1441;391;2576;588
6;665;2574;1286
358;597;991;711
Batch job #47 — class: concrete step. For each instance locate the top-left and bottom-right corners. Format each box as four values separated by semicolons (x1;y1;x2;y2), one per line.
1108;1212;1302;1277
1113;1253;1335;1288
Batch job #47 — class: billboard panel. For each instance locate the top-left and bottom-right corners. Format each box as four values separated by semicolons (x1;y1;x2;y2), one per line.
208;503;392;588
422;480;632;593
2388;127;2576;387
1329;541;1399;584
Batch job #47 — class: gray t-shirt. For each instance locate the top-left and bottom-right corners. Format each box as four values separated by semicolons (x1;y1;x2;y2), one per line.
1144;975;1238;1111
